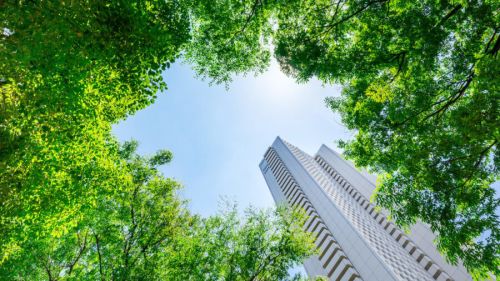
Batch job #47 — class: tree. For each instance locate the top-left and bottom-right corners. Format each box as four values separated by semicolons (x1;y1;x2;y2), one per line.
2;0;498;279
0;1;316;279
0;0;191;265
184;0;276;84
0;0;270;268
160;204;316;281
0;142;316;280
0;141;190;280
271;0;499;278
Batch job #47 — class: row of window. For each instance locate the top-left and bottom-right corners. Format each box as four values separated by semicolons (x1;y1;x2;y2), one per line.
314;156;452;281
264;148;362;281
285;144;435;281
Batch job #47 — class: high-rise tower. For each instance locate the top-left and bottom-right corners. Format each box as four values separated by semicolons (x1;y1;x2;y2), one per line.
259;137;472;281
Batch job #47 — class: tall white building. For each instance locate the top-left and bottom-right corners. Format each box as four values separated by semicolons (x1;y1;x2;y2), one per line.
259;137;472;281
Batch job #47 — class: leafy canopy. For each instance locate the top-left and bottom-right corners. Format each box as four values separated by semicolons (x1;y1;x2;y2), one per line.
0;0;282;278
0;3;317;278
0;141;316;280
0;0;273;265
0;140;190;280
161;204;316;281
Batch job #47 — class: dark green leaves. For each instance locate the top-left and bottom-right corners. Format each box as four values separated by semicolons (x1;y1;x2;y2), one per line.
149;150;174;166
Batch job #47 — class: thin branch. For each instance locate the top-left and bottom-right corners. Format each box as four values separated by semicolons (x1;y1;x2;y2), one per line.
248;240;285;281
248;224;290;281
40;255;56;281
44;263;55;281
228;0;261;44
484;28;498;53
322;0;390;34
392;82;457;127
440;140;498;193
67;231;88;275
488;33;500;57
461;140;498;187
432;4;462;30
390;51;406;82
423;67;475;122
123;185;140;271
94;232;105;280
332;0;346;23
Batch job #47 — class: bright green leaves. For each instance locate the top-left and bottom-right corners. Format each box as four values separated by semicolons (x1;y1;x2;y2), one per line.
149;150;174;166
0;141;315;280
159;204;315;281
0;1;191;253
0;141;187;280
365;78;395;103
1;2;318;280
0;2;189;276
184;0;275;85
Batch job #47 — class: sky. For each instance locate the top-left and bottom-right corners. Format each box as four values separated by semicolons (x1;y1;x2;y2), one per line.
113;59;353;216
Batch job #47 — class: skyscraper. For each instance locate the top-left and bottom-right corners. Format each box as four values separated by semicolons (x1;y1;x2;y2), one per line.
259;137;472;281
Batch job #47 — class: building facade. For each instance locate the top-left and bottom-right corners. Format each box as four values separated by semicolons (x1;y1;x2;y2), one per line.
259;137;472;281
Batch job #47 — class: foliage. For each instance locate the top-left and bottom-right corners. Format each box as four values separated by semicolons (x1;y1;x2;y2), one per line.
160;204;316;281
0;0;271;271
0;141;188;280
0;0;190;265
180;0;500;277
0;1;316;280
0;142;315;280
184;0;275;84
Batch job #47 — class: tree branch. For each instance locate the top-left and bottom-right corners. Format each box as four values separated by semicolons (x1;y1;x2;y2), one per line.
432;4;462;30
322;0;389;34
123;185;140;271
440;140;498;193
248;224;290;281
248;243;284;281
44;264;55;281
392;83;456;128
488;33;500;57
484;28;498;54
228;0;262;44
94;232;105;280
67;230;88;276
40;255;56;281
423;67;474;122
390;51;406;82
332;0;346;23
461;140;498;187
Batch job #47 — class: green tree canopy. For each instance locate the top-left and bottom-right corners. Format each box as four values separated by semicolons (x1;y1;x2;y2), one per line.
160;204;315;281
0;0;272;267
0;141;315;280
1;0;190;263
174;0;500;277
0;140;188;280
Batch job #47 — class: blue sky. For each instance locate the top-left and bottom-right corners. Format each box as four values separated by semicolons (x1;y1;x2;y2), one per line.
113;59;352;216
